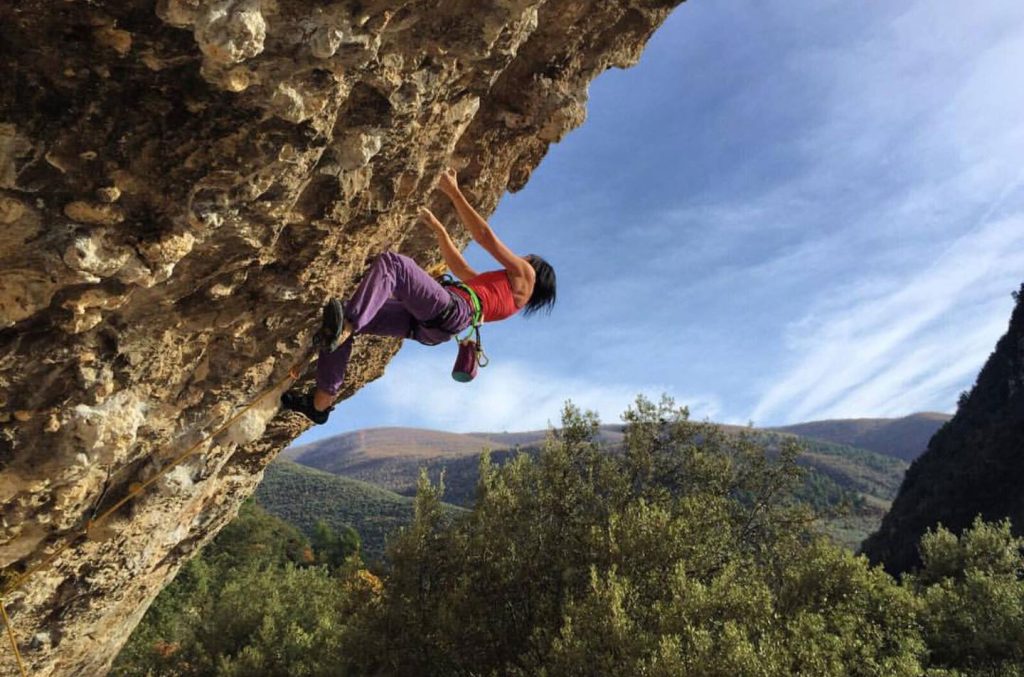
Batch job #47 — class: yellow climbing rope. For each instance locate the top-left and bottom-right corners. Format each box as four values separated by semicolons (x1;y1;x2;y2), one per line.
425;261;449;278
1;347;317;675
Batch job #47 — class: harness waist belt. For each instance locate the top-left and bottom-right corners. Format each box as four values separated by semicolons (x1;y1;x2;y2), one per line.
419;290;461;330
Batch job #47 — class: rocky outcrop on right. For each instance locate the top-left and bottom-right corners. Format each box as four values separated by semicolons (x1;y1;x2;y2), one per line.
862;284;1024;575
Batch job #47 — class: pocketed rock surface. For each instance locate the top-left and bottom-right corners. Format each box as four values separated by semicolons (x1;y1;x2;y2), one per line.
0;1;679;673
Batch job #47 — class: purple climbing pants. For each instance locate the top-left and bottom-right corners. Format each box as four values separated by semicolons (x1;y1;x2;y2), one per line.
315;251;473;396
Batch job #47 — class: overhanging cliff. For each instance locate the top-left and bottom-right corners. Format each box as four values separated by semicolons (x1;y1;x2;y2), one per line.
0;1;680;673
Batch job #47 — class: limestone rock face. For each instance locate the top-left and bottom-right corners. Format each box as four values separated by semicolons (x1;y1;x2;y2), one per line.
0;1;679;674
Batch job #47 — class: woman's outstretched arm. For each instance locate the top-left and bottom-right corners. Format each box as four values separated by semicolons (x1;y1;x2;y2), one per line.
438;168;534;282
419;207;478;281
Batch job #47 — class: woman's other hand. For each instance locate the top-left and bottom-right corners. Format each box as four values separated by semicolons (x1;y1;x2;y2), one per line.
437;167;460;198
421;206;478;280
419;206;445;233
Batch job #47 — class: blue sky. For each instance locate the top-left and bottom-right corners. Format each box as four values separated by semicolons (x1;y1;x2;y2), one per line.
297;0;1024;443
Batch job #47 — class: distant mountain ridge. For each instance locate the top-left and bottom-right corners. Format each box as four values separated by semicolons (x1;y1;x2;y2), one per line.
769;412;951;462
284;424;627;474
288;414;944;471
284;415;947;549
282;427;503;463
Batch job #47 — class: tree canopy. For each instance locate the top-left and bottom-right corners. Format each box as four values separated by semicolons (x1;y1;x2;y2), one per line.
115;397;1024;677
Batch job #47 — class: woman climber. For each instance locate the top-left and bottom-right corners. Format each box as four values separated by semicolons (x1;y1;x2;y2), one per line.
281;167;557;424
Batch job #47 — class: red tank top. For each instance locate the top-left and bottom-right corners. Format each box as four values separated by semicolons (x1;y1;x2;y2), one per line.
457;270;521;323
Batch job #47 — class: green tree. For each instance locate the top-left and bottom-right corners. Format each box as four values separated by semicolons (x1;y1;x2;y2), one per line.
342;397;927;676
906;518;1024;676
311;519;361;569
111;501;357;676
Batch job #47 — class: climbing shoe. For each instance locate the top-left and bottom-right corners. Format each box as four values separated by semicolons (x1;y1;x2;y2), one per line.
315;297;347;353
281;390;332;425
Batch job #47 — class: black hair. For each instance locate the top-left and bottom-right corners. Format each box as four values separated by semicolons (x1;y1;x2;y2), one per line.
523;254;556;316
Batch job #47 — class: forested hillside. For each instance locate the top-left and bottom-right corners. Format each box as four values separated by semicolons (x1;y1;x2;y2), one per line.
254;460;464;562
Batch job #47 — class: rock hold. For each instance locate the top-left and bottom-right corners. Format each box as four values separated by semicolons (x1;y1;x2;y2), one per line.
193;0;266;66
0;195;25;223
94;26;133;56
336;130;384;171
62;230;131;278
67;390;148;466
63;200;126;226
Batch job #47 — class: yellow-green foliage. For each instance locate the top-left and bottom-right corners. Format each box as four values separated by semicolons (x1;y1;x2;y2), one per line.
340;398;929;676
908;518;1024;676
116;398;1024;677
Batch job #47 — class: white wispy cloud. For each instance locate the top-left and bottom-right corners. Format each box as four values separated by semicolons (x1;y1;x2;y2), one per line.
745;0;1024;423
751;217;1024;422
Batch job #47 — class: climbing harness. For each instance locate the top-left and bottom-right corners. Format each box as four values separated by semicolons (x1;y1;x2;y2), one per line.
0;344;319;676
437;275;489;382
